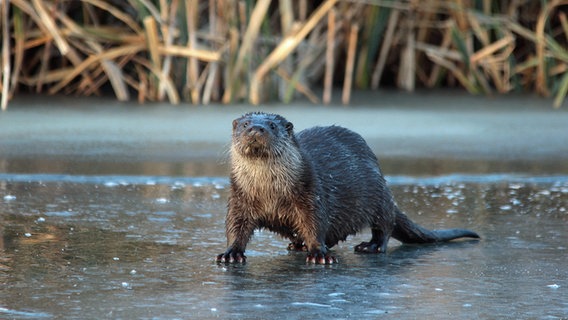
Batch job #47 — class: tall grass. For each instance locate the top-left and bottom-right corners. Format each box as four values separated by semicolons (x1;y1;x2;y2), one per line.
0;0;566;110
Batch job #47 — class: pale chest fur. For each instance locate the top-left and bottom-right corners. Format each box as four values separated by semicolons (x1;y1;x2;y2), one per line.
231;152;303;217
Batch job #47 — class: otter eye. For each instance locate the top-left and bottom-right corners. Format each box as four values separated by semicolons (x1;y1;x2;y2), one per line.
242;121;249;128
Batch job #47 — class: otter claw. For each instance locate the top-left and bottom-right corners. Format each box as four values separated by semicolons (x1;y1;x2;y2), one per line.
306;253;337;264
216;251;247;264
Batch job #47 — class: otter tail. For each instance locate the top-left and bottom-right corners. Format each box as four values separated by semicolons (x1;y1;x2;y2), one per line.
391;207;480;244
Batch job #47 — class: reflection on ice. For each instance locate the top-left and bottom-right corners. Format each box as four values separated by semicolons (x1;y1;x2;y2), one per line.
3;195;16;201
0;307;52;319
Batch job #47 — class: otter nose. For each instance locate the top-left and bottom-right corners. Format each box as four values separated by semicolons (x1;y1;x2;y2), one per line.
247;124;266;134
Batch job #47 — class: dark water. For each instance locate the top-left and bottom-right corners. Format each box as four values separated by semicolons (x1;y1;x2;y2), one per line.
1;170;567;319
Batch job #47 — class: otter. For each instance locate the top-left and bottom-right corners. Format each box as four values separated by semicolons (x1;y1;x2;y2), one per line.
216;112;479;264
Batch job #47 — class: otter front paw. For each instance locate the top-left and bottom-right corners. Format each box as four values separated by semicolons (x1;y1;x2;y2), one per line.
216;249;246;264
287;242;307;252
306;252;337;264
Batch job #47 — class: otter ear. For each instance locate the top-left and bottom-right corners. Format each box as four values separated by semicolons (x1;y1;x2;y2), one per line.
232;119;239;130
285;121;294;133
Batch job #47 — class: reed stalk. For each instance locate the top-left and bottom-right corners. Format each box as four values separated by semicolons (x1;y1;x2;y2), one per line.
323;8;336;105
1;0;10;110
343;23;358;105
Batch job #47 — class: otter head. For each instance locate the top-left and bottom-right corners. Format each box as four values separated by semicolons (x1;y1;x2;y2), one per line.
231;112;296;159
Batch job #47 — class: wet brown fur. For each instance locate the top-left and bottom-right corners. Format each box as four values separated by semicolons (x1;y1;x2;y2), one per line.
217;112;479;264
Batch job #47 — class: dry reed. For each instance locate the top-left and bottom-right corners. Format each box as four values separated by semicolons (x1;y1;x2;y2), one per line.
0;0;567;110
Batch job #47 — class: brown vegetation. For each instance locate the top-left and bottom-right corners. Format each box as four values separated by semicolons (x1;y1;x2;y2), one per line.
1;0;567;110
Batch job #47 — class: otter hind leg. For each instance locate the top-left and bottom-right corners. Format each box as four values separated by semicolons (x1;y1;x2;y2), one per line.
354;228;390;254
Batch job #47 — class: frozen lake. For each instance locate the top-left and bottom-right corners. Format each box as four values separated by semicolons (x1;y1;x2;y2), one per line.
1;170;567;319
